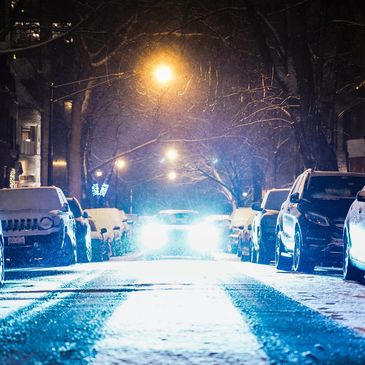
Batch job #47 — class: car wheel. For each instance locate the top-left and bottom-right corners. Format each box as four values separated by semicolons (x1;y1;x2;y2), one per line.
0;240;4;286
237;239;242;258
343;233;364;282
57;236;76;266
77;238;92;263
293;229;314;274
275;231;292;271
91;240;103;262
257;231;270;265
250;240;257;263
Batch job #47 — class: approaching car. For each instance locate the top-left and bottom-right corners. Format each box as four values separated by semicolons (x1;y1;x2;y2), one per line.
139;210;219;256
251;188;290;264
85;208;128;256
0;187;77;266
227;208;256;255
343;189;365;282
276;169;365;273
67;197;92;263
0;221;4;285
89;220;110;261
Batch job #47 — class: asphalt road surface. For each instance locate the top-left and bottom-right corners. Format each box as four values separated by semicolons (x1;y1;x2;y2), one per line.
0;253;364;365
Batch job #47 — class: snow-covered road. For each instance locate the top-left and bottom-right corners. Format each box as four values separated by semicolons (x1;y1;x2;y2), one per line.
0;254;364;364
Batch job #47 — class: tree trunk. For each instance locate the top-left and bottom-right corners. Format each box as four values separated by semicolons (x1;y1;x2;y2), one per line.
68;95;83;199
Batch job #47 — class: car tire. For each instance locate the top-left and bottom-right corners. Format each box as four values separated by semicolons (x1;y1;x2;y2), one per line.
257;231;270;265
293;229;314;274
250;240;257;263
91;240;103;262
0;240;4;286
275;231;292;271
56;236;76;266
343;233;364;282
77;239;92;263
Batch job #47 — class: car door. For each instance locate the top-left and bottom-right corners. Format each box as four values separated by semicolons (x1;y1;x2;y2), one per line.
350;197;365;263
282;174;306;250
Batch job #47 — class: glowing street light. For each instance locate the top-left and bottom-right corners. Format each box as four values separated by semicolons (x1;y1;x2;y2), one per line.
167;171;177;181
95;170;103;177
115;158;126;170
166;148;178;162
154;64;173;85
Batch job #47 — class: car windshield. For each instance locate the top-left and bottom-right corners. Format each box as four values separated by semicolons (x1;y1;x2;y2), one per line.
0;188;63;211
67;199;82;218
304;176;365;200
264;191;289;210
156;212;199;225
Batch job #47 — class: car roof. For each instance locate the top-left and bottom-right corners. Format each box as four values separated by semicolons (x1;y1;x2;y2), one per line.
307;170;365;178
266;188;291;193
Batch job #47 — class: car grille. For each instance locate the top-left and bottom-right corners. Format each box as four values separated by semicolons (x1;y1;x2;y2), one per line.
1;218;39;232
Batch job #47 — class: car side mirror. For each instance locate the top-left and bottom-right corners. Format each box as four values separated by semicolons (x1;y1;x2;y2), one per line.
247;224;252;231
356;190;365;202
113;226;121;230
100;228;107;235
127;220;134;225
238;225;244;230
82;211;89;219
289;192;300;204
251;202;263;211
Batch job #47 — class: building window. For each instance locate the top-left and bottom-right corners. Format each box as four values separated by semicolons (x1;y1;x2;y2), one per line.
20;126;36;155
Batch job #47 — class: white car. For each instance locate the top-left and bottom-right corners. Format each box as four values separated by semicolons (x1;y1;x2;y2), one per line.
0;221;4;285
139;210;219;257
85;208;129;256
0;187;77;266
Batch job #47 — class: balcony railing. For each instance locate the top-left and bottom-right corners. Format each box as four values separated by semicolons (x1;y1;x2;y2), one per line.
20;141;37;156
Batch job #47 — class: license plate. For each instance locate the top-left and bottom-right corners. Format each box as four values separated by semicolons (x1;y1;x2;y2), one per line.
8;236;25;244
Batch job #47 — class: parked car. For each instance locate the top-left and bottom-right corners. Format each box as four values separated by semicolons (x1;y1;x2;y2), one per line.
89;220;110;261
343;189;365;282
139;210;219;256
275;169;365;273
251;188;290;264
227;208;256;256
67;197;92;263
85;208;128;256
0;187;77;266
0;221;4;286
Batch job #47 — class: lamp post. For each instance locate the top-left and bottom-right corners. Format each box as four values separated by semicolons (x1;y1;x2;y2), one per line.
114;158;126;208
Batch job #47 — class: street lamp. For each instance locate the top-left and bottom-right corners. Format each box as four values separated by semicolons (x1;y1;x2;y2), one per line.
167;171;177;181
115;158;126;170
154;64;173;85
166;148;178;162
114;158;126;208
95;170;103;178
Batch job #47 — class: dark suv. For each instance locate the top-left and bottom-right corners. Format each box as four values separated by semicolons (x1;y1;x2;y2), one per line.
251;188;290;264
275;169;365;273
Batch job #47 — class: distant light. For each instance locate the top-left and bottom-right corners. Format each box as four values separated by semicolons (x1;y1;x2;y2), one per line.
99;183;109;197
167;171;177;181
212;158;219;165
91;184;99;196
242;192;248;198
166;148;178;161
95;170;103;177
154;64;173;84
53;160;67;168
64;100;73;112
115;159;126;170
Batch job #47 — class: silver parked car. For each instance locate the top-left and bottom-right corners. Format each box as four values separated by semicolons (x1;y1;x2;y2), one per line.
343;189;365;283
0;187;77;266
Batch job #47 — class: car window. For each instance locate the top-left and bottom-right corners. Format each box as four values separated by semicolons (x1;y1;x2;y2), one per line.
264;191;290;210
290;175;302;195
304;176;365;200
156;212;199;225
89;220;97;232
67;199;82;218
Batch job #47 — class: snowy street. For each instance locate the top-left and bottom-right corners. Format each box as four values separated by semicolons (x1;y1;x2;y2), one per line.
0;254;364;364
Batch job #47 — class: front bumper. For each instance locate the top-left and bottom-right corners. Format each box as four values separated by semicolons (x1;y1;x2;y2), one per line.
4;231;64;260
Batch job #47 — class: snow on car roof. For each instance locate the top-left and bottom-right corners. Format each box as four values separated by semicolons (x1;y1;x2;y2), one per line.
310;171;365;177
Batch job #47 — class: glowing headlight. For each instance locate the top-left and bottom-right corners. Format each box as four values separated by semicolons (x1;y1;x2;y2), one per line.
188;223;219;252
140;224;168;250
305;211;330;227
39;217;53;230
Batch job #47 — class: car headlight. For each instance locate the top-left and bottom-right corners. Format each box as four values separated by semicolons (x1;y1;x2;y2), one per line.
188;223;219;252
140;224;167;250
305;211;330;227
39;217;53;230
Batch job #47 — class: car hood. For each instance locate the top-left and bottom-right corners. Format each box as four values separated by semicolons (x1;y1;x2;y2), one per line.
302;199;354;220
